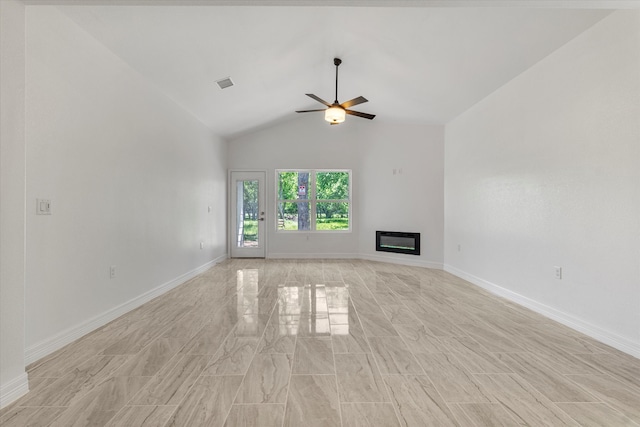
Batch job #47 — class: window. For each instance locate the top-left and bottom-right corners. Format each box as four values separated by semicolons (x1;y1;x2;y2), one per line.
276;170;351;232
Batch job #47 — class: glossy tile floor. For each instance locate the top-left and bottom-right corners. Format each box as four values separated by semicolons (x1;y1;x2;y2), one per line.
2;259;640;426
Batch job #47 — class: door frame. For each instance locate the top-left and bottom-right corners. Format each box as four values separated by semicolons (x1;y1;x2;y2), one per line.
228;170;268;258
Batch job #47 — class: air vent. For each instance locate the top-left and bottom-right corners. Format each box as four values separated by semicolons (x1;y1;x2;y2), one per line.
215;77;234;90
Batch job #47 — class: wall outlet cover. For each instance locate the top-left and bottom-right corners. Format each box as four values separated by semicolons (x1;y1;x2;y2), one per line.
554;266;562;280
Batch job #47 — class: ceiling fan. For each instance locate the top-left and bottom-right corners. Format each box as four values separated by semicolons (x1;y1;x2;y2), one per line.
296;58;375;125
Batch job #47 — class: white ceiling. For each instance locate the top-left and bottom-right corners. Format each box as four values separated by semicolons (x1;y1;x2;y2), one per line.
50;2;613;139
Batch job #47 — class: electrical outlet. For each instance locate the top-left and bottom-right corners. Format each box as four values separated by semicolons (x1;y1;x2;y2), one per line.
554;266;562;280
109;265;116;279
457;244;461;252
200;241;204;249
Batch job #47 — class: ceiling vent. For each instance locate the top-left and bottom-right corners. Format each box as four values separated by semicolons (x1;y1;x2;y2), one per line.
216;77;234;90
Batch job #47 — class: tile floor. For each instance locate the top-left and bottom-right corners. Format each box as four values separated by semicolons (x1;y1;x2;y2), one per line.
1;259;639;426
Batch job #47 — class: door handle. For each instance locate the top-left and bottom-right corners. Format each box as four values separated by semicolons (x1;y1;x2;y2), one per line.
259;218;265;221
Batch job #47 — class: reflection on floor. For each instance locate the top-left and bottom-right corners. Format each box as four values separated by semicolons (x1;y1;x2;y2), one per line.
2;259;639;426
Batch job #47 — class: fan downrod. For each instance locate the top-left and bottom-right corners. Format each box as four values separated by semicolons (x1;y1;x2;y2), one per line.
333;58;342;103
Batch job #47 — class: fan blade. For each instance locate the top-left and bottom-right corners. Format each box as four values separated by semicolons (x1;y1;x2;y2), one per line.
306;94;332;107
345;109;376;120
340;96;368;109
296;109;327;113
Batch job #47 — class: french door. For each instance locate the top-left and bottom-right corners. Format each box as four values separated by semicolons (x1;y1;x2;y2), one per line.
230;171;266;258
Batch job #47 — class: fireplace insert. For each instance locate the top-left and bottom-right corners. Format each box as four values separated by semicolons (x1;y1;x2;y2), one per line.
376;231;420;256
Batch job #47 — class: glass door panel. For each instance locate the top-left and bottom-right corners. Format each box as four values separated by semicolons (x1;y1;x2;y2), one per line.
230;171;265;258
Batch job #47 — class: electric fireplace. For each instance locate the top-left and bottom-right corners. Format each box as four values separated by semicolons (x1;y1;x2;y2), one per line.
376;231;420;256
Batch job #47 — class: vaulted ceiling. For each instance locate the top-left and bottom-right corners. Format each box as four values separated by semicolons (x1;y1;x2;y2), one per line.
40;1;612;139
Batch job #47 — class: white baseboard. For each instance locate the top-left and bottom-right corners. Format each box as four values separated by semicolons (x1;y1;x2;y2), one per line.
24;254;227;366
0;372;29;410
268;253;357;260
444;264;640;359
267;252;444;270
358;253;443;270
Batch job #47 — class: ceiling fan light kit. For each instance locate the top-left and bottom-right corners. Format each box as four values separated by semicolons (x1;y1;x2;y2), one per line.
325;106;346;124
296;57;375;125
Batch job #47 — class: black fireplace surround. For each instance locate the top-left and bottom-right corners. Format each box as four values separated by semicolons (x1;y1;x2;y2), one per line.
376;231;420;256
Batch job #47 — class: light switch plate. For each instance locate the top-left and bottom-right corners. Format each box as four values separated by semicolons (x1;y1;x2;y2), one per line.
36;199;51;215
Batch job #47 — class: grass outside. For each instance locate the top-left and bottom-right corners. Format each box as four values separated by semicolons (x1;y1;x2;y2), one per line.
243;219;258;241
316;218;349;230
280;217;349;231
247;216;350;233
282;219;298;231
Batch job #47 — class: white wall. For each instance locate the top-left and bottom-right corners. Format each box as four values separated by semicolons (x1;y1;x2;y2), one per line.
24;7;228;361
357;122;444;267
228;114;444;267
444;10;640;356
0;0;29;409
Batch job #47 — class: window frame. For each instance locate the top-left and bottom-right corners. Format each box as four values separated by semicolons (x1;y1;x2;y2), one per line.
275;169;352;233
